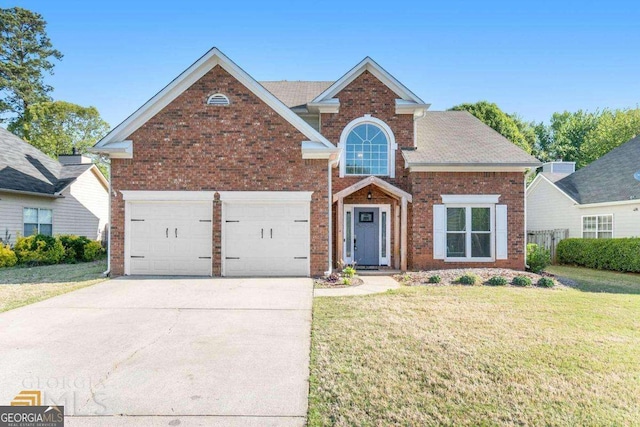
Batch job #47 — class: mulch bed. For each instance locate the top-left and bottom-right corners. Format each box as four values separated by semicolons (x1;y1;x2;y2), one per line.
314;276;364;289
395;268;557;287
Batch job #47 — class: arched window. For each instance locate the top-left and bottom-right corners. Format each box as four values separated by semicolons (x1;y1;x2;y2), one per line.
339;116;396;177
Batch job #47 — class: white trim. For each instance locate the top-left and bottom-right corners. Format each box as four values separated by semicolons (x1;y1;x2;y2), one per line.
581;213;614;238
343;204;391;266
307;99;340;114
395;99;430;117
121;190;216;201
217;191;313;202
95;48;335;151
441;194;500;204
88;140;133;159
311;57;425;105
443;204;495;262
332;176;412;203
301;141;341;160
338;115;397;178
577;199;640;208
407;165;536;173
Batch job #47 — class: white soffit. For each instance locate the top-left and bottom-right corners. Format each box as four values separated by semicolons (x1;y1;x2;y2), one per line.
95;48;335;150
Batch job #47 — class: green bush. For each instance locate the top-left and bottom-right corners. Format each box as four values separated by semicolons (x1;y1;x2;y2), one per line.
82;240;104;261
537;277;555;288
557;238;640;272
512;276;533;287
486;275;508;286
0;243;17;268
428;275;441;284
527;243;551;273
342;266;356;278
14;234;65;265
58;235;91;263
457;273;482;286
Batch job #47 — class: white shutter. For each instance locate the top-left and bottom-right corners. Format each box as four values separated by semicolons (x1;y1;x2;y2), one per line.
433;204;446;259
496;204;508;260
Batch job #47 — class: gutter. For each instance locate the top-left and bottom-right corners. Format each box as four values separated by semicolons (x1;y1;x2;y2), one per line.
0;188;64;198
103;161;112;277
325;156;340;275
523;167;537;269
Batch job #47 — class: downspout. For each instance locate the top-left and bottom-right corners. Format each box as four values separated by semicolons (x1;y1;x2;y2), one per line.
326;156;340;275
103;160;112;276
523;167;536;269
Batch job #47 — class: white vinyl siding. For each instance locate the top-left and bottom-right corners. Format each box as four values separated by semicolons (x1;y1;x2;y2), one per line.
0;168;108;244
527;176;640;238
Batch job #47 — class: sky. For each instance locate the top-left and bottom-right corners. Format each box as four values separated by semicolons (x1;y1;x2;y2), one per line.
7;0;640;128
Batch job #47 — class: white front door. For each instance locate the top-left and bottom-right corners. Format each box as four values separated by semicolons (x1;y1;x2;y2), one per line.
127;201;212;276
223;201;310;276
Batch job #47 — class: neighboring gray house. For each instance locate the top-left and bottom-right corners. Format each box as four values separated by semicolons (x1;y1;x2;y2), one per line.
0;128;109;244
527;136;640;238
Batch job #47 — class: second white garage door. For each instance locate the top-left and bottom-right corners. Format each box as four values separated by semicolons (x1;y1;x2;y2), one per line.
223;201;310;277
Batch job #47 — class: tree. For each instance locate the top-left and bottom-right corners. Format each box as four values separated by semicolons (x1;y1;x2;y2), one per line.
9;101;110;174
0;7;62;122
448;101;533;153
581;108;640;164
538;110;601;167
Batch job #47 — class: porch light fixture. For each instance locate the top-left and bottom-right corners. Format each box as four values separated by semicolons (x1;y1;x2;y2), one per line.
367;191;372;200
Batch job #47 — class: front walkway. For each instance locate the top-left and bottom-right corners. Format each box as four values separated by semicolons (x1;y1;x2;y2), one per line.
0;277;313;426
314;275;400;297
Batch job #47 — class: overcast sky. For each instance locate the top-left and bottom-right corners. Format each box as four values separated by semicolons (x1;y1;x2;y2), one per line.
10;0;640;128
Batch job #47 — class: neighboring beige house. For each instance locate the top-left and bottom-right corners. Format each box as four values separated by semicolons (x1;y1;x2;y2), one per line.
0;128;109;244
527;136;640;239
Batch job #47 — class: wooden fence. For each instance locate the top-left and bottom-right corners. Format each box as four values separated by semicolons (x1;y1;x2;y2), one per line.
526;229;569;263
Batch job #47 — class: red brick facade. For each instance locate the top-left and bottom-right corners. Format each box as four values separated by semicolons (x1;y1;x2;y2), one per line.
109;66;329;276
109;62;527;276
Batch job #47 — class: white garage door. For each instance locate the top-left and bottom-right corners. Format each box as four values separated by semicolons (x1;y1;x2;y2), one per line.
223;202;310;277
128;202;212;276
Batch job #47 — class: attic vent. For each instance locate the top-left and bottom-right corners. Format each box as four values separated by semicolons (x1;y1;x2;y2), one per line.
206;93;230;106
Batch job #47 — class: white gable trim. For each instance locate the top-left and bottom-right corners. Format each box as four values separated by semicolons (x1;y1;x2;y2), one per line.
95;48;335;150
311;57;425;105
527;174;579;205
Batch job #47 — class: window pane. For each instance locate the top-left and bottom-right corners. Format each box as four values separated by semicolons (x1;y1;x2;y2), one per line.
24;208;38;223
583;216;596;231
39;224;53;236
471;233;491;257
24;223;38;236
346;211;352;258
598;232;612;239
447;208;466;231
598;215;612;231
345;123;388;175
447;233;466;257
39;209;52;224
381;212;387;258
471;208;490;231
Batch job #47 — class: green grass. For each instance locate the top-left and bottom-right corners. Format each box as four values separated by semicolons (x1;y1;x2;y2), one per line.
309;285;640;426
0;260;107;312
547;265;640;294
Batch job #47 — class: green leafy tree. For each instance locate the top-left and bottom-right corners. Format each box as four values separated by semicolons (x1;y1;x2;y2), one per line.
449;101;532;153
0;7;62;122
581;108;640;164
9;101;110;176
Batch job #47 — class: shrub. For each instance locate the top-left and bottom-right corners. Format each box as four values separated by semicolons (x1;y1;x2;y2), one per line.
512;276;533;287
557;238;640;272
527;243;551;273
342;277;351;286
82;240;104;261
486;275;508;286
537;277;555;288
342;265;356;278
58;235;91;263
0;243;17;268
14;234;65;265
428;275;441;284
457;273;482;286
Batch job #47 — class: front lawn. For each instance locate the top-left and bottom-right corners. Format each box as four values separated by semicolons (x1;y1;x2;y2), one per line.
309;285;640;425
547;264;640;294
0;260;108;312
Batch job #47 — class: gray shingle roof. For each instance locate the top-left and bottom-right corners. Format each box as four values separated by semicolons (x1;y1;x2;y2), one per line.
540;172;570;183
0;127;91;196
553;135;640;204
403;111;541;166
260;81;334;108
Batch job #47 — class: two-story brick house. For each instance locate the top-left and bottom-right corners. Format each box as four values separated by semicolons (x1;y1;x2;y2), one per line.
92;48;540;277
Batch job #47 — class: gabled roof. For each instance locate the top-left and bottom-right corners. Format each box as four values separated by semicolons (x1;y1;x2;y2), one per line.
402;111;541;168
552;135;640;204
310;57;426;104
95;48;336;154
0;128;99;197
260;81;333;109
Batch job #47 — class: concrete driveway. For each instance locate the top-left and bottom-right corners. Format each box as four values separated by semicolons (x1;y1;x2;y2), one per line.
0;277;313;426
